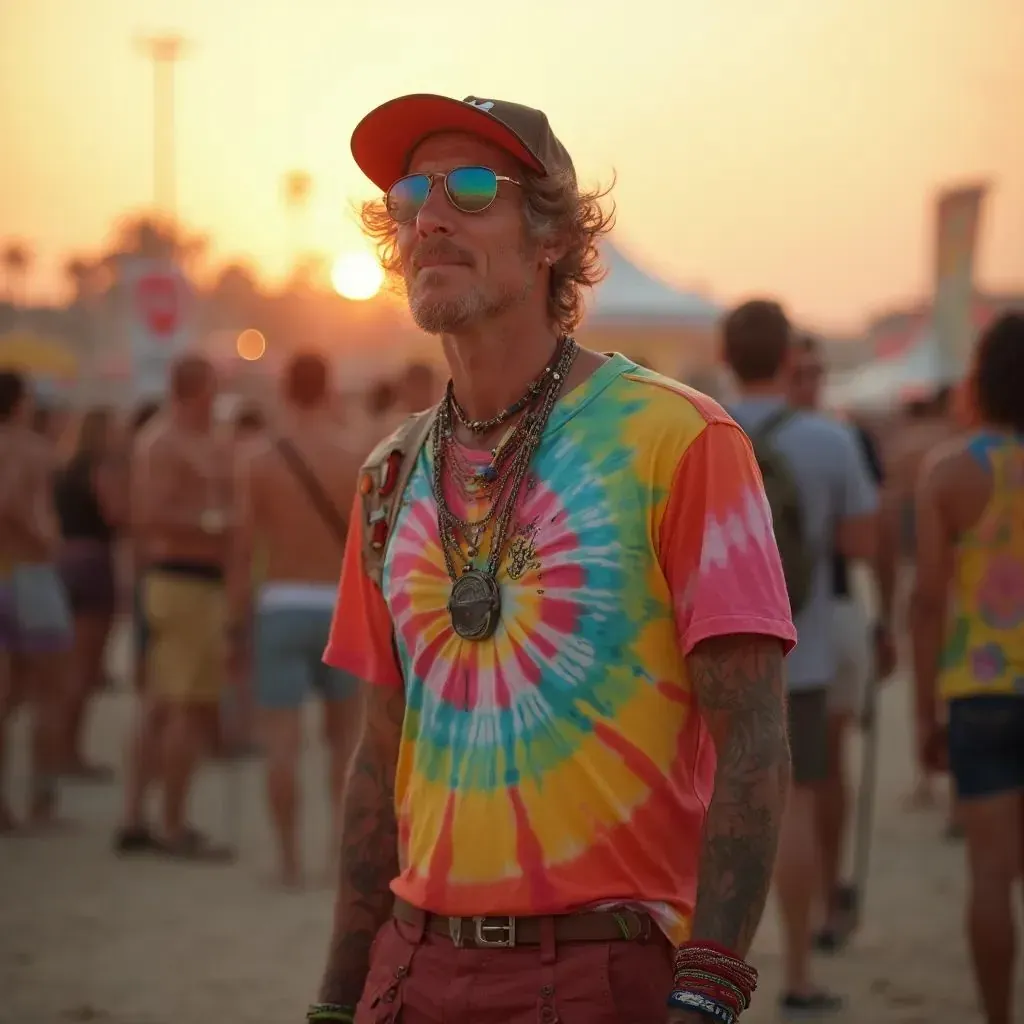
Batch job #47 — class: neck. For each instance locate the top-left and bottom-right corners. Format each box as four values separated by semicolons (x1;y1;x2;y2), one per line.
442;314;560;423
737;379;787;400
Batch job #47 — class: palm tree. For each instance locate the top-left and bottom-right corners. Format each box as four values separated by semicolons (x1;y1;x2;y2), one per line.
283;170;314;271
64;256;93;305
2;241;33;306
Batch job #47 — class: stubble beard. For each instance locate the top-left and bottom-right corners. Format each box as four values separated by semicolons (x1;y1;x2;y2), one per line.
407;276;533;335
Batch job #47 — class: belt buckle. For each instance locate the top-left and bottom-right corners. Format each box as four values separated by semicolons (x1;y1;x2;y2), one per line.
473;915;516;948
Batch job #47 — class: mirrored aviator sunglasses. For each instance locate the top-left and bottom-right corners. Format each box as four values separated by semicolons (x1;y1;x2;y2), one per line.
385;166;521;224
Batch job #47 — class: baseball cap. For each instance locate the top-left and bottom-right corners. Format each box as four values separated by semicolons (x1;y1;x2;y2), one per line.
350;93;575;193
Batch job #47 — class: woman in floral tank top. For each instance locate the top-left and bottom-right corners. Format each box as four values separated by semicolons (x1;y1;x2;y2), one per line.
911;311;1024;1024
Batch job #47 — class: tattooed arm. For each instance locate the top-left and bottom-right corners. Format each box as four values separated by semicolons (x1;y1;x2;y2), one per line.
687;633;790;955
317;683;405;1007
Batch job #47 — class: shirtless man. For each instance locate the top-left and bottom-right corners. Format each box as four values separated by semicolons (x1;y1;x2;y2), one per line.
0;371;72;830
119;356;233;859
884;386;962;818
229;352;361;886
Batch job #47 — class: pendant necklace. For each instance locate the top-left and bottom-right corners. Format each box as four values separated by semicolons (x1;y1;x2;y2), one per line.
434;336;578;641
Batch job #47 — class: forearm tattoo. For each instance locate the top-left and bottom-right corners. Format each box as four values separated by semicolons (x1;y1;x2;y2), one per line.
317;687;405;1006
687;634;791;955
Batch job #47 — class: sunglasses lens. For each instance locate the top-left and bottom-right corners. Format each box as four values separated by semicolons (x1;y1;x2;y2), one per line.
386;174;430;223
446;166;499;213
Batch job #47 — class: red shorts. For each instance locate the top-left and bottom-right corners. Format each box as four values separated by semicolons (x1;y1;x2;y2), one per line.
356;913;674;1024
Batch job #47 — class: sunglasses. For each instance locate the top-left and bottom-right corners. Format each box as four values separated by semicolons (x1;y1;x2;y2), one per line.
385;165;521;224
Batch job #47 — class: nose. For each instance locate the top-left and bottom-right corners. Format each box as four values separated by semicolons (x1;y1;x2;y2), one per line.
415;178;455;238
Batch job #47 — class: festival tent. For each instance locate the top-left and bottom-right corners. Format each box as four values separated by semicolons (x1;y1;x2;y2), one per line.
578;241;722;376
826;328;954;411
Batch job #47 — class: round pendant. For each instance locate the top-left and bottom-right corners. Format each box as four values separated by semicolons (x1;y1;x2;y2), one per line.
448;569;502;641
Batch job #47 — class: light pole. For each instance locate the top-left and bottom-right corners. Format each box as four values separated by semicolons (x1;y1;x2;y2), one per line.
136;34;189;221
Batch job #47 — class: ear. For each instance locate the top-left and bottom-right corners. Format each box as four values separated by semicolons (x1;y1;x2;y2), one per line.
537;234;569;270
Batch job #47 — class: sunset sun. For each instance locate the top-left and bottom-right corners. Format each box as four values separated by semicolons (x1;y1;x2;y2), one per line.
330;251;384;301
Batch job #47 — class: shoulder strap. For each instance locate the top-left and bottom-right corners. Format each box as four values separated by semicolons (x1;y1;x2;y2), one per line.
360;405;439;590
276;436;348;545
751;406;796;443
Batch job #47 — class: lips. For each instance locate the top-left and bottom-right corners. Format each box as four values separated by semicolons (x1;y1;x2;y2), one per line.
416;258;466;269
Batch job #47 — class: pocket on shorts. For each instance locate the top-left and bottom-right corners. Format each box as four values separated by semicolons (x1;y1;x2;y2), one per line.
606;936;673;1023
356;921;412;1024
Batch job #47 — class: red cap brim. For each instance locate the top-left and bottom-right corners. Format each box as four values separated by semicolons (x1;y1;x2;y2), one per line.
350;93;544;193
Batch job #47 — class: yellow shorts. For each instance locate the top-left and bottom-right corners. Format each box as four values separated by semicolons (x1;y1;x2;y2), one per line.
144;570;226;705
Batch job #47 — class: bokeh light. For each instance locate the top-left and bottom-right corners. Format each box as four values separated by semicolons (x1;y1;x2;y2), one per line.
236;328;266;361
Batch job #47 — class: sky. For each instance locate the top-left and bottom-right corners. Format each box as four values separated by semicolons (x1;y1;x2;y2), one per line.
1;0;1022;332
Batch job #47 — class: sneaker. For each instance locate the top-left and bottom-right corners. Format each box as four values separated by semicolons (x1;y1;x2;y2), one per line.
780;991;844;1018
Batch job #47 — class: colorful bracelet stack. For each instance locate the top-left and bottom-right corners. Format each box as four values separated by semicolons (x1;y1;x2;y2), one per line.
666;941;758;1022
306;1002;356;1024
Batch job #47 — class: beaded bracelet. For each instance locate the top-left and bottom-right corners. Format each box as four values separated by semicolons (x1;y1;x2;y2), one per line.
667;989;736;1023
306;1002;356;1023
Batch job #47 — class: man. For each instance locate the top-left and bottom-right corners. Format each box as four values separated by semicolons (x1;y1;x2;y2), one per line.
396;361;438;413
787;334;898;950
724;301;878;1015
912;312;1024;1024
887;385;963;818
116;355;232;859
0;371;72;831
311;94;795;1024
229;353;361;887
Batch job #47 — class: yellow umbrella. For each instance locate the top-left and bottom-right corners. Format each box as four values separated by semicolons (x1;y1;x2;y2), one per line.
0;331;79;379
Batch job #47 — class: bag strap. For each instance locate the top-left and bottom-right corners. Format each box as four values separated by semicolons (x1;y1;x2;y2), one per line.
751;405;797;443
359;405;439;590
276;436;348;545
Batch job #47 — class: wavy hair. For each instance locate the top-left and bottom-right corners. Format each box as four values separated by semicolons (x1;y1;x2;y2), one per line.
359;168;616;336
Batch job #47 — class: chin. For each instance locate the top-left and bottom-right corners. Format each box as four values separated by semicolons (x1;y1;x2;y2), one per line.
410;292;485;334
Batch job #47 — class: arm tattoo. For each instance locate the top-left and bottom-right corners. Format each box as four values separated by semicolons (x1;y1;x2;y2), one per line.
687;634;791;955
317;685;405;1006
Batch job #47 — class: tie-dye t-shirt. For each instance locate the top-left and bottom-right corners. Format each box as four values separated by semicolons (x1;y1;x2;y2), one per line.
324;355;795;943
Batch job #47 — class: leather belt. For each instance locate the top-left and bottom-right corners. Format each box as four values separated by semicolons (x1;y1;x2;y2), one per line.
392;896;653;949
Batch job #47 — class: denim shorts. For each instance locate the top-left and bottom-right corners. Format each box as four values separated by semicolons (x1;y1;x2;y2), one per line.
254;605;357;710
947;696;1024;800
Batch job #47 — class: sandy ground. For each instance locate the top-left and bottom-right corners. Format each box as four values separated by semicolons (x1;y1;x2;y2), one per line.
0;627;1002;1024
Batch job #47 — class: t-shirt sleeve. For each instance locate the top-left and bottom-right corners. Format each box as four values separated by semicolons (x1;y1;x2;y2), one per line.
323;492;403;688
836;424;880;519
659;420;797;655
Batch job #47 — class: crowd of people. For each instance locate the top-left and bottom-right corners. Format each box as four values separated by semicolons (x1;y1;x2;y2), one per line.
0;356;436;878
1;87;1022;1024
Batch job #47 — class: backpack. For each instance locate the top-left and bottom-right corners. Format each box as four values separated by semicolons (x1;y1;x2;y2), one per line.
358;406;439;590
747;407;813;615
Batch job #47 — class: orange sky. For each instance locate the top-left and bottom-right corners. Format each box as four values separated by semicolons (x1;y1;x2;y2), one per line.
1;0;1022;332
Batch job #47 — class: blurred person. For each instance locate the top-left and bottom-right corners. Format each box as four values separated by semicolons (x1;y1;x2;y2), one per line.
788;334;898;951
911;312;1024;1024
725;301;878;1015
312;94;793;1024
887;385;962;820
116;356;233;860
115;399;169;851
396;360;439;412
125;400;160;690
0;371;72;830
53;407;123;779
229;354;362;887
216;401;266;758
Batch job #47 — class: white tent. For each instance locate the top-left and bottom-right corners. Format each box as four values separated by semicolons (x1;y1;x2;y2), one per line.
826;328;956;411
587;241;721;325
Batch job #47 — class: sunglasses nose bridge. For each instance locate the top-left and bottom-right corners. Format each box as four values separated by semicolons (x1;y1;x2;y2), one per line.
413;174;458;233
